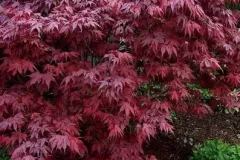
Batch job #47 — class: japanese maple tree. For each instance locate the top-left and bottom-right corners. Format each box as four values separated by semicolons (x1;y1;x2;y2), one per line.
0;0;240;159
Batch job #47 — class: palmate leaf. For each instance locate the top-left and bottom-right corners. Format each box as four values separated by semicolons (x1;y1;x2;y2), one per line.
0;113;25;131
29;72;56;89
119;101;135;117
0;58;36;76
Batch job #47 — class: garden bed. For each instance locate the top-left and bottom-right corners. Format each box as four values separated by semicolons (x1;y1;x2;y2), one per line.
144;113;240;160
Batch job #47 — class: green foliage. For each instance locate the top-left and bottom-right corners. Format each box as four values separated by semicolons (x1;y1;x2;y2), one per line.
226;3;240;10
0;148;10;160
170;111;178;121
187;83;213;102
191;140;240;160
137;81;167;99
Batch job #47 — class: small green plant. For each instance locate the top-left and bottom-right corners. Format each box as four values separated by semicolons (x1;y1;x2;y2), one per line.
186;83;213;102
137;81;167;99
191;140;240;160
170;111;178;121
226;3;240;10
0;148;10;160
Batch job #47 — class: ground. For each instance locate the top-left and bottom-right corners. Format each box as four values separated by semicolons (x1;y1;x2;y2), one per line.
144;112;240;160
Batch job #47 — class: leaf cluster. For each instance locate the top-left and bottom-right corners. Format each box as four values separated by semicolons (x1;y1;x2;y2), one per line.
191;140;240;160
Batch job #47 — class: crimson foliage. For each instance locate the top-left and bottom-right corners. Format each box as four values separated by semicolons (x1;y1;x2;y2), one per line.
0;0;240;159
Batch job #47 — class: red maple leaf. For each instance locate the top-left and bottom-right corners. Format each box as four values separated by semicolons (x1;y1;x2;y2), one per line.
29;72;56;89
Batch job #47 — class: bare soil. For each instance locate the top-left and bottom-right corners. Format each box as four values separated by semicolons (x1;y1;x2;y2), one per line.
144;113;240;160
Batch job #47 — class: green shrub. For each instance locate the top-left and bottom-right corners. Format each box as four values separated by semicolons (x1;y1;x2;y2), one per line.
0;148;10;160
191;140;240;160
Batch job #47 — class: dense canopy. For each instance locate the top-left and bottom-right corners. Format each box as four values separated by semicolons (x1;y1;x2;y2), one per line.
0;0;240;159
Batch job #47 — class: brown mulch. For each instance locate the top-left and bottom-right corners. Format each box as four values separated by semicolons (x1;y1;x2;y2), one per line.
144;113;240;160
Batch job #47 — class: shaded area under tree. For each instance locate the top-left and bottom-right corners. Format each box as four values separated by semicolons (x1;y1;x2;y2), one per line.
144;113;240;160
